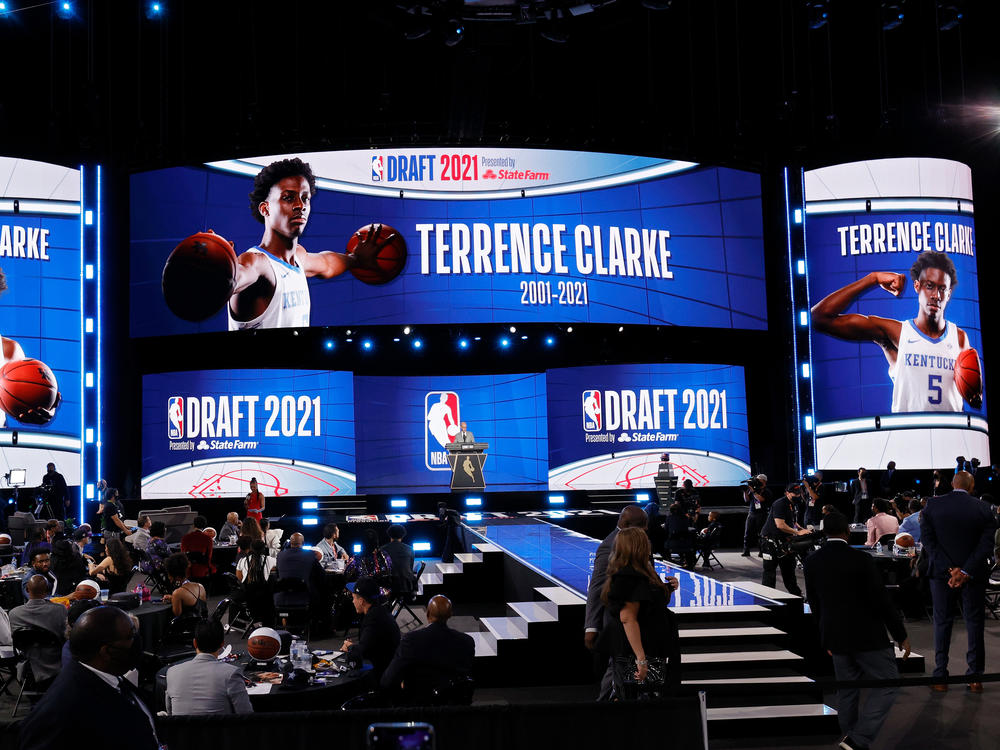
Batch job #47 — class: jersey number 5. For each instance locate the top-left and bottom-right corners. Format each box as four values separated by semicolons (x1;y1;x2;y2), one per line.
928;374;942;405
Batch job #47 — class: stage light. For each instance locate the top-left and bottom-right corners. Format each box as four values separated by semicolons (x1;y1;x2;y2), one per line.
548;510;566;519
797;260;806;275
548;495;565;505
302;517;318;526
0;2;9;16
799;310;808;326
324;339;335;350
509;326;516;333
636;492;650;502
145;1;164;19
403;326;411;335
804;415;814;431
390;498;408;509
56;1;73;18
618;326;624;332
474;336;481;341
566;326;573;333
361;339;373;351
387;514;408;523
345;329;352;335
85;264;94;279
301;500;318;510
458;338;469;349
85;483;94;499
500;337;510;348
85;372;94;388
465;497;482;507
444;17;464;46
793;208;803;224
413;541;432;552
412;338;423;350
545;336;555;346
807;1;829;29
881;2;904;30
464;512;482;522
801;363;811;378
85;428;94;444
85;318;94;333
352;543;363;554
393;337;400;342
521;335;527;340
806;468;816;476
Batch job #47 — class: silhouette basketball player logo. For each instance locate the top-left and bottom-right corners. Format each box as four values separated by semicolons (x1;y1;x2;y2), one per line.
582;390;602;432
167;397;184;439
463;456;475;480
425;391;460;470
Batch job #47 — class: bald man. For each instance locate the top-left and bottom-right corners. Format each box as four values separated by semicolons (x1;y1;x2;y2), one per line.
274;532;322;609
9;574;67;684
380;594;475;699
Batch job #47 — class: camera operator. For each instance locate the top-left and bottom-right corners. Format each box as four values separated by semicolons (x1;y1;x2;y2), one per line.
760;483;811;596
800;471;827;528
741;474;772;557
41;463;69;520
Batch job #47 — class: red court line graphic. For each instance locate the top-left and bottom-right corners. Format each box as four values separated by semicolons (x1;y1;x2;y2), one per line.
187;463;343;497
561;455;709;490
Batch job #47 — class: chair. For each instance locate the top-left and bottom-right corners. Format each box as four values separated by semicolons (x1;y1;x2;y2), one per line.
138;550;171;596
699;525;724;570
390;561;426;625
0;544;16;566
429;674;475;706
273;577;310;638
877;533;897;547
985;563;1000;620
10;627;61;716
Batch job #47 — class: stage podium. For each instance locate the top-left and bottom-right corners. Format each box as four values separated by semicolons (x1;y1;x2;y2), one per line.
446;442;489;491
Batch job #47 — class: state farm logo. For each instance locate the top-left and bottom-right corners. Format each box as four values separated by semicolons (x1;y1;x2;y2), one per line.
371;155;384;182
482;169;497;179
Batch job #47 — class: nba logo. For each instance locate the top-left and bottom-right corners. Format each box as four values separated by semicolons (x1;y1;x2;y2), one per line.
582;390;602;432
167;397;184;439
425;391;460;471
371;155;384;182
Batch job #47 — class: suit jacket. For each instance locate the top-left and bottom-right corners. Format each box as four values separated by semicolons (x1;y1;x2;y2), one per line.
347;603;400;678
803;539;906;654
880;469;898;495
920;490;997;580
380;541;417;594
851;478;871;506
16;659;159;750
180;529;215;577
585;528;618;632
9;598;67;682
454;430;475;443
165;652;254;715
379;621;475;694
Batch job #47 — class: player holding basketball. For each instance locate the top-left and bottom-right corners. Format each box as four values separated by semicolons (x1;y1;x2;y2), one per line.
811;250;982;412
225;158;383;330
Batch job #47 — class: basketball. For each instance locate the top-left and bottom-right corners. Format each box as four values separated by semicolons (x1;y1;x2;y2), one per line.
954;348;982;406
0;359;59;421
894;533;915;548
345;223;407;285
162;231;238;321
247;627;281;660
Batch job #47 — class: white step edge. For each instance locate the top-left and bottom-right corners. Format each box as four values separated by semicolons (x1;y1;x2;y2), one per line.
421;572;444;586
508;601;559;623
682;649;803;665
707;704;837;721
473;543;503;553
455;552;483;564
895;645;922;659
434;562;463;575
679;626;786;639
670;605;771;615
727;580;802;601
480;616;530;640
535;586;586;606
468;631;497;658
683;676;814;685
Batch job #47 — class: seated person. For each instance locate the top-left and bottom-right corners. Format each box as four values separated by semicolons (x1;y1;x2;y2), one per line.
676;479;702;520
125;515;152;552
44;519;63;544
315;523;349;567
896;498;923;543
865;498;900;547
165;620;253;715
342;576;400;679
236;538;276;628
49;538;88;596
88;537;133;595
696;511;723;567
180;516;216;579
142;521;172;573
21;548;56;601
663;502;697;569
380;524;417;595
204;527;217;542
380;594;474;701
9;575;67;686
162;552;208;618
219;513;242;544
19;530;51;568
274;533;321;607
260;519;283;558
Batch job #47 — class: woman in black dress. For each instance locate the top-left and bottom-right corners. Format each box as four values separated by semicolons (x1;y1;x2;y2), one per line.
600;526;680;691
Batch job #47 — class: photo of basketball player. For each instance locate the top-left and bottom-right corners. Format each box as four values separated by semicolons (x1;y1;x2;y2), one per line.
811;250;983;412
161;158;397;330
0;266;61;426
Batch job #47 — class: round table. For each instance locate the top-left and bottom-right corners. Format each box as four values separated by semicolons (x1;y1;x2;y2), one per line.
155;651;374;712
132;601;174;651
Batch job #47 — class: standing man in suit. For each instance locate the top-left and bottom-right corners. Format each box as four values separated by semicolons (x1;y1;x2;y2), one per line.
453;421;475;444
16;606;160;750
920;470;997;692
804;512;910;750
880;461;898;497
380;594;475;700
380;524;417;596
584;504;647;700
165;620;253;715
851;468;873;524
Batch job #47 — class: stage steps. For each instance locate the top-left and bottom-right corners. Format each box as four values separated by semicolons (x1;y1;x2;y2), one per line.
415;543;504;603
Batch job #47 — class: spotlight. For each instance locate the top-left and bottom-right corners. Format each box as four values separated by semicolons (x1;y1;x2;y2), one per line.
509;326;517;333
324;339;335;350
566;326;573;333
618;326;624;332
444;17;464;47
361;339;373;351
521;335;528;340
474;336;481;341
0;2;10;15
458;338;469;349
403;326;411;335
545;336;555;346
500;337;510;348
345;329;352;335
56;0;73;18
145;1;164;19
412;338;423;350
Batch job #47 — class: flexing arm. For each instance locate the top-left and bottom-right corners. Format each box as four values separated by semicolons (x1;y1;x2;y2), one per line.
811;272;905;346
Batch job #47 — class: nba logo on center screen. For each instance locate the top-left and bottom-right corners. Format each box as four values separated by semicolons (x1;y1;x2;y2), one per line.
582;390;602;432
371;155;384;182
425;391;460;471
167;397;184;439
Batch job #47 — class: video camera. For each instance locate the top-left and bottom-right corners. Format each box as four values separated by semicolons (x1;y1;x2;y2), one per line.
741;476;764;493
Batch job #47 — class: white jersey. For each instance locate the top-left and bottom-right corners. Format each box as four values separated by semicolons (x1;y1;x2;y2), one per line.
228;248;310;330
890;319;963;413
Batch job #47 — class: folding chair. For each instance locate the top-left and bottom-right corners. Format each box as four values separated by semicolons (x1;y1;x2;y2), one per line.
10;627;61;716
390;561;426;626
699;525;725;570
985;563;1000;620
273;577;310;639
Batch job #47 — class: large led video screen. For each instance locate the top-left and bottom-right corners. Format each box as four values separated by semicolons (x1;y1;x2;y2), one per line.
0;157;82;488
354;373;547;494
804;157;988;470
130;148;766;335
547;363;750;490
141;369;356;499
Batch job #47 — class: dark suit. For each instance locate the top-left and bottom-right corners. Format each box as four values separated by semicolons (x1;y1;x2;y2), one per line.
803;539;906;747
879;469;898;496
851;478;872;523
584;528;617;699
379;620;475;697
16;659;159;750
346;603;400;679
380;540;417;595
920;489;998;678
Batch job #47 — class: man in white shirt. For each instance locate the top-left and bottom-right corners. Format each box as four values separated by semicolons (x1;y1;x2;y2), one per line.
125;515;152;552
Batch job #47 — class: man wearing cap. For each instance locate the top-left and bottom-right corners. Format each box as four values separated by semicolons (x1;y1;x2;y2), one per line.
342;576;400;679
742;474;773;557
380;525;416;596
9;575;67;685
165;619;253;715
380;594;474;701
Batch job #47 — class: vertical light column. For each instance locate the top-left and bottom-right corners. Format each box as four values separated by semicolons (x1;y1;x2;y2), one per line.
80;164;101;521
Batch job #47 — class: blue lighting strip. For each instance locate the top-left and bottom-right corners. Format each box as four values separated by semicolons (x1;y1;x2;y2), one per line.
784;167;802;475
799;167;817;472
96;165;103;488
78;166;85;522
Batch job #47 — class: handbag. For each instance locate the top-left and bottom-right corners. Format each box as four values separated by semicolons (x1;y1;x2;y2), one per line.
610;655;669;701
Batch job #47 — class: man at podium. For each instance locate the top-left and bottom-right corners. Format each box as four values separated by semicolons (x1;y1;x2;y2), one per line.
452;422;475;444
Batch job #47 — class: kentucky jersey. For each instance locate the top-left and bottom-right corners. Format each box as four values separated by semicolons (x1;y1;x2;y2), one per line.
228;248;310;330
890;319;963;413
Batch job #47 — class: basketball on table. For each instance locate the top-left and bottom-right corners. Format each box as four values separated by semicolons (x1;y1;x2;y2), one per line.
161;231;238;321
894;533;915;548
345;223;407;285
953;348;983;408
0;359;59;421
247;627;282;661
